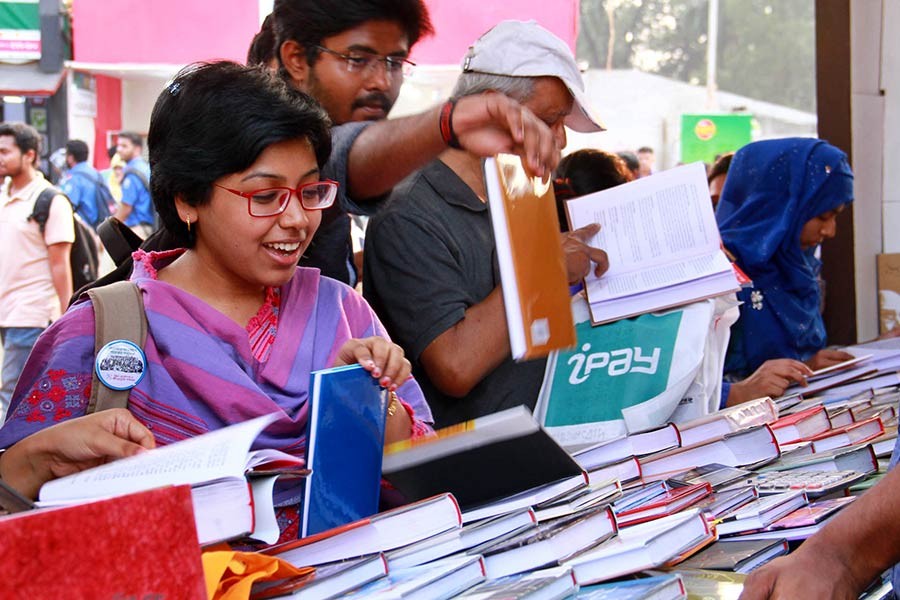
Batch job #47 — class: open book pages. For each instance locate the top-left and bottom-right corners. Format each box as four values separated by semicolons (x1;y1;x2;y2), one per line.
565;161;739;324
37;414;305;545
38;413;296;502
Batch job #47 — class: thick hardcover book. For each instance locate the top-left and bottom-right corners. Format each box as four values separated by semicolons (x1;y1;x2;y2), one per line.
383;405;584;510
564;510;712;584
250;554;389;600
482;506;618;580
37;413;305;545
484;154;576;360
565;162;739;325
303;364;388;537
677;538;789;573
265;493;462;567
576;573;685;599
0;485;206;598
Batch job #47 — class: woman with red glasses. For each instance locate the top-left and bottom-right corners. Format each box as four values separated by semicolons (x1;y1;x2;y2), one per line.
0;62;433;542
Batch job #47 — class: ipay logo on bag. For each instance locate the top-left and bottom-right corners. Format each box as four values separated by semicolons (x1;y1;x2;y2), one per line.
566;344;661;385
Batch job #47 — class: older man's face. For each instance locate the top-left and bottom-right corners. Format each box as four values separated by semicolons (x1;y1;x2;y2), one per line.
522;77;573;152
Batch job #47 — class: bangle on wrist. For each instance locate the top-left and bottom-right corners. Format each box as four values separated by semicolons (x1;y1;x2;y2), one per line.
387;391;400;417
439;99;462;149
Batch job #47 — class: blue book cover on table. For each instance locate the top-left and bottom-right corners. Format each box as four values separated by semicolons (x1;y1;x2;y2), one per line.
302;363;388;537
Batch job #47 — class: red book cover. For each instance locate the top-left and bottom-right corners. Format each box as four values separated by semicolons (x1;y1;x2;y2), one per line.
616;482;713;526
0;485;206;599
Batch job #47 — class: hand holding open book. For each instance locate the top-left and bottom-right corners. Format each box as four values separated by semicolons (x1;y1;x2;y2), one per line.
565;162;740;324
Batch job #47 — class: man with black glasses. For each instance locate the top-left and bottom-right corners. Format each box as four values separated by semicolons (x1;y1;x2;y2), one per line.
271;0;563;286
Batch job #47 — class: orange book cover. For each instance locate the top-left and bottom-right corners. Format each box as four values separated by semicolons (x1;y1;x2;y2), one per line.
485;154;575;360
0;485;206;598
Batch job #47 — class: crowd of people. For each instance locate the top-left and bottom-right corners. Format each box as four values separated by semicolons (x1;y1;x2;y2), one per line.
1;1;899;597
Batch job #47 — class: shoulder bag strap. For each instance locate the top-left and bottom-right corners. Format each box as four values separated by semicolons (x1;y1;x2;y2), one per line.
86;281;148;413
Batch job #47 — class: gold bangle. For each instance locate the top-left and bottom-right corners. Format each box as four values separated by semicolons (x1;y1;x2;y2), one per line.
387;391;399;417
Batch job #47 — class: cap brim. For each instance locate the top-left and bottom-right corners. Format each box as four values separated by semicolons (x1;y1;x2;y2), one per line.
564;84;605;132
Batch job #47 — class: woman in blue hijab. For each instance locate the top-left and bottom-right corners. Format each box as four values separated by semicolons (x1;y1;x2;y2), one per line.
717;138;855;379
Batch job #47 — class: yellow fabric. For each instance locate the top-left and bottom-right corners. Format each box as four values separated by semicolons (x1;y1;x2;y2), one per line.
201;550;312;600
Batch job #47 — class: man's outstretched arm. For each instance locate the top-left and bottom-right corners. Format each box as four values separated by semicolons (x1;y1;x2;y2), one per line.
347;92;561;200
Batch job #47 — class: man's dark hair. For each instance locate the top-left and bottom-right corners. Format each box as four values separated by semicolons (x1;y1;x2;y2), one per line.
247;13;277;66
637;146;654;154
617;150;639;174
0;122;41;157
273;0;433;66
118;131;143;148
65;139;90;163
708;151;734;183
148;61;332;248
107;145;118;160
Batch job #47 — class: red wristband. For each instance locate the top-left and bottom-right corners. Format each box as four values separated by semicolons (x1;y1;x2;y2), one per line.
439;98;462;149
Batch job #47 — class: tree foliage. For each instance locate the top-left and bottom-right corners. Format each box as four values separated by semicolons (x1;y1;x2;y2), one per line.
578;0;816;112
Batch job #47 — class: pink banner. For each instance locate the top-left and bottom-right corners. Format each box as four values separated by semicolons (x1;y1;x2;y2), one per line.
413;0;579;65
71;0;577;67
72;0;259;64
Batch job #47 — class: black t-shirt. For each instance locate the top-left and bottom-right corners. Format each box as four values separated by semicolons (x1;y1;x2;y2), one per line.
363;160;546;428
303;121;386;285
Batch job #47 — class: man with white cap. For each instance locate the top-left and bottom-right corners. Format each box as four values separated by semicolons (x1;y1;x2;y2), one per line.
363;20;609;428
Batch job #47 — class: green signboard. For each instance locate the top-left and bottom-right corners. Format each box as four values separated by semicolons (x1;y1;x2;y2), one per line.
681;114;754;165
0;0;40;61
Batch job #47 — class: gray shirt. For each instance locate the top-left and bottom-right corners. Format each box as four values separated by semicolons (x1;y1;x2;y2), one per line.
363;159;546;428
304;121;386;285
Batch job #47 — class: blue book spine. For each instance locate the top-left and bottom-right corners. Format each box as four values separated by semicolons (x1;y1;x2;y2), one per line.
302;364;388;537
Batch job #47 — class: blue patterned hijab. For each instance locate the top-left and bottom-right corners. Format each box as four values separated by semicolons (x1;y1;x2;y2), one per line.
716;138;854;376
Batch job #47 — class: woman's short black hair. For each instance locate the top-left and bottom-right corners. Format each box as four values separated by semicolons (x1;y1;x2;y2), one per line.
148;61;332;247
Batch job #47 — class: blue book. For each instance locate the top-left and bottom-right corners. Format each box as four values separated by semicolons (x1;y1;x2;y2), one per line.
302;364;388;537
576;574;685;599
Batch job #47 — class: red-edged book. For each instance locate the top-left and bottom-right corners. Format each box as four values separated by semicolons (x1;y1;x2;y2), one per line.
809;417;885;453
0;485;206;599
770;406;832;445
614;482;714;526
264;493;462;567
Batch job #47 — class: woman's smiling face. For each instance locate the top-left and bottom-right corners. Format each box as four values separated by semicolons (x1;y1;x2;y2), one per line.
183;137;324;291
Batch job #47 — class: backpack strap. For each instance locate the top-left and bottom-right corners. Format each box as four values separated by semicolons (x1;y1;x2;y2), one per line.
97;216;144;266
28;187;63;234
123;166;150;191
86;281;148;413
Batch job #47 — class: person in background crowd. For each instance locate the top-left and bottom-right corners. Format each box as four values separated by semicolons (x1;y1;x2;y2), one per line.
551;145;816;407
114;132;154;238
0;63;432;544
0;122;74;422
707;151;733;209
363;21;609;428
61;140;108;229
617;150;640;180
100;145;124;202
717;138;855;378
247;13;278;70
636;145;655;177
553;148;632;231
271;0;563;286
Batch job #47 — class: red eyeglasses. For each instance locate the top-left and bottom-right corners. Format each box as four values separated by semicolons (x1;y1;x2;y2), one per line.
215;180;338;217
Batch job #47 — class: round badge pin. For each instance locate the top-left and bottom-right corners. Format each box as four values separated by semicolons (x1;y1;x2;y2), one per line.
95;339;147;391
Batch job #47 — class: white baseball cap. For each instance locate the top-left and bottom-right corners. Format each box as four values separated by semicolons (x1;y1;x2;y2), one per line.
461;20;605;133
